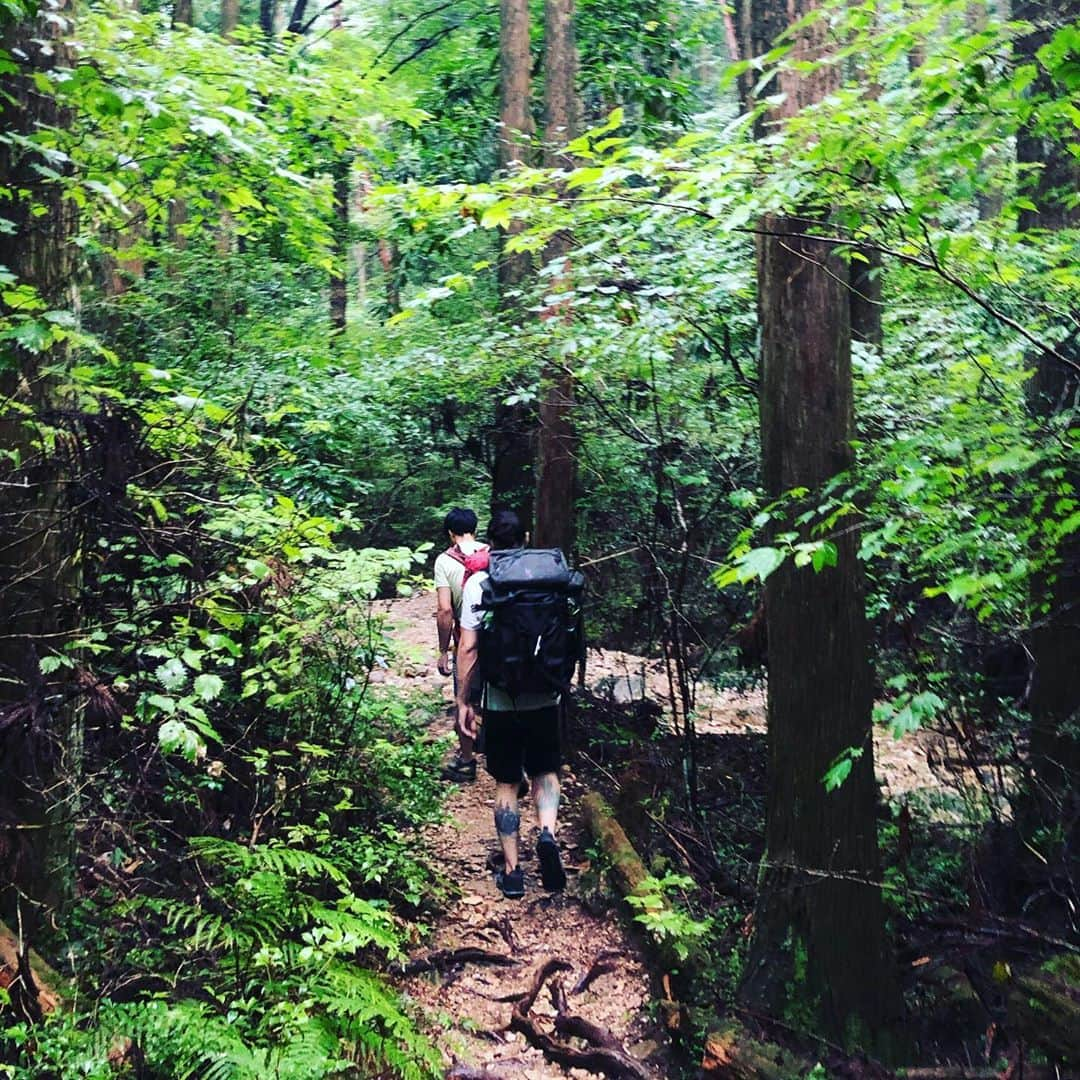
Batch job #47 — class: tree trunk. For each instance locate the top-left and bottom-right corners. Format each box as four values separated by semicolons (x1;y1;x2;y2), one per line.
849;248;883;351
259;0;277;38
1015;0;1080;831
0;0;82;929
330;156;350;335
489;0;537;525
497;0;534;296
490;401;537;528
738;0;896;1051
533;0;578;554
377;237;400;316
220;0;239;36
173;0;193;26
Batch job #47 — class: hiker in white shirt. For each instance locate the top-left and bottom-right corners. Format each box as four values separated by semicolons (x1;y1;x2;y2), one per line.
433;507;488;781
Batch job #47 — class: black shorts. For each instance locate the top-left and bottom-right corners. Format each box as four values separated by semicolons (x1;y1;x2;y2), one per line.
483;705;561;784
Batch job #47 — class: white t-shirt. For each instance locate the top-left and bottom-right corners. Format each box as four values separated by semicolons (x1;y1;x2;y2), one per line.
433;538;484;619
460;570;559;713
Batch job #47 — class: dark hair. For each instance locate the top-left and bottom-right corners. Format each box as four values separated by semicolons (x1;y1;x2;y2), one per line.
487;509;525;550
443;507;478;538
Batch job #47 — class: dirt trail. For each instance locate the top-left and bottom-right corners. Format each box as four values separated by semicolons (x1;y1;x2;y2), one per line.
376;595;665;1077
374;593;970;1076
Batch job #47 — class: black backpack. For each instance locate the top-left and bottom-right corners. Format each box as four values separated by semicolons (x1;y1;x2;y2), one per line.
477;548;585;697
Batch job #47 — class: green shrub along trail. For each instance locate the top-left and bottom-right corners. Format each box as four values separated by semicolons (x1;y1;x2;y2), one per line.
1;0;1077;1076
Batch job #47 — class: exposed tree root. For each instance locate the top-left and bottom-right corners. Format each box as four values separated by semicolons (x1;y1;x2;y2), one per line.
572;949;624;994
395;947;519;977
508;957;652;1079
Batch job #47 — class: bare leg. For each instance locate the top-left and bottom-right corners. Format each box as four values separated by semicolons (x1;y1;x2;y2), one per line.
493;782;520;871
532;771;560;835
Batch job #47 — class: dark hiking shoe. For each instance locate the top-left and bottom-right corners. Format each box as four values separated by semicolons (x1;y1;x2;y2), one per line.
495;866;525;899
536;828;566;891
440;755;477;782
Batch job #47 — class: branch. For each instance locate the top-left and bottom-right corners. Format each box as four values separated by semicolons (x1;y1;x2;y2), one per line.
364;0;461;75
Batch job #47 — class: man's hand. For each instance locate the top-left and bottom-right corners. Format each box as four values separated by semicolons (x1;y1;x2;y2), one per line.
437;650;453;677
456;703;479;741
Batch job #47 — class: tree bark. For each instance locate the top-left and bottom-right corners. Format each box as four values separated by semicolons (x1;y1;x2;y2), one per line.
497;0;534;296
0;0;82;928
259;0;277;38
1015;0;1080;831
377;237;401;316
738;0;896;1051
490;0;536;528
532;0;578;554
220;0;239;36
173;0;193;26
330;155;350;335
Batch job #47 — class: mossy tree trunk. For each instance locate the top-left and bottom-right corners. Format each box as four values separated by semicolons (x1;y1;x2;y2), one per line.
736;0;897;1051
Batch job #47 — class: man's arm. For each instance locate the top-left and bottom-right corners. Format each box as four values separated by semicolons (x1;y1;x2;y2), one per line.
436;586;455;675
455;626;480;739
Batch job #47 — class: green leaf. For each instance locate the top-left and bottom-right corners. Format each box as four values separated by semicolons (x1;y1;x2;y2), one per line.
737;546;785;582
193;673;225;702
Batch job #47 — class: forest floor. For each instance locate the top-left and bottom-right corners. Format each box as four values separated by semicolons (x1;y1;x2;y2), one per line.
374;593;976;1077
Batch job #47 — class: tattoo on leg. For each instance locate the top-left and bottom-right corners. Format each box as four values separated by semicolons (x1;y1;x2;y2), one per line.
534;773;560;815
494;804;520;837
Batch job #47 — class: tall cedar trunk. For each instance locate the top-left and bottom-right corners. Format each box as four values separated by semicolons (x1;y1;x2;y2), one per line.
738;0;896;1049
532;0;577;554
0;0;82;927
497;0;534;295
491;0;537;525
220;0;239;35
173;0;193;26
329;156;349;334
1016;0;1080;826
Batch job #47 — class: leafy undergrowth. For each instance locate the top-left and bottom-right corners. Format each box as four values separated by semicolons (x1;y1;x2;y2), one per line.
567;693;1076;1073
3;684;450;1079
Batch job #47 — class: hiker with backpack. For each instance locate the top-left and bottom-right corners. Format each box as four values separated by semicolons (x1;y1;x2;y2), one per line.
434;507;490;782
454;509;584;899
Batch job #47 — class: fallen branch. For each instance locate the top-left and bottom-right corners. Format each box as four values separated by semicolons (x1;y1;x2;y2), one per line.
395;947;518;977
699;1023;808;1079
895;1070;1058;1079
0;920;66;1019
580;792;649;897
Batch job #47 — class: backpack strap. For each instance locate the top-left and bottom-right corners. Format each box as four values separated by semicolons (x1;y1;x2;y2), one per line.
461;546;490;588
443;545;467;566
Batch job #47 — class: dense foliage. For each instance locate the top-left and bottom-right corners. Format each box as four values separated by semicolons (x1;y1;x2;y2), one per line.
1;0;1076;1073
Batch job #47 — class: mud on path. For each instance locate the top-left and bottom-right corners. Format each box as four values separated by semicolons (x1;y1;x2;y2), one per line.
372;593;975;1076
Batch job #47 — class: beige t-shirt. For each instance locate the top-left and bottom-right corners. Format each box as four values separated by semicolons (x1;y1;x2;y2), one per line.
433;538;484;619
